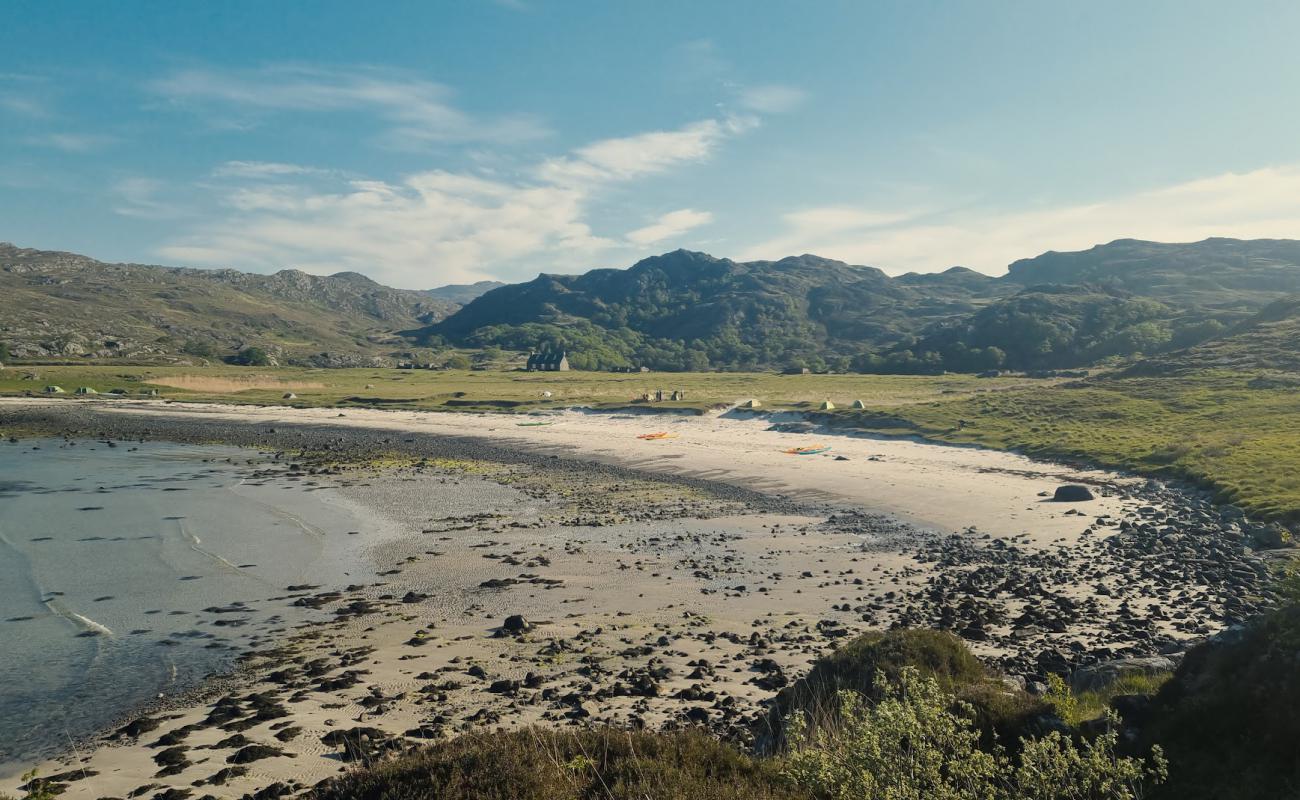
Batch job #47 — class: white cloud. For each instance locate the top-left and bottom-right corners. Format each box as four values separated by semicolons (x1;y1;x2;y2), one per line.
25;132;117;152
161;171;609;287
759;207;921;255
152;64;549;147
212;161;326;178
153;116;752;286
627;209;714;245
536;117;752;187
738;84;806;114
739;165;1300;273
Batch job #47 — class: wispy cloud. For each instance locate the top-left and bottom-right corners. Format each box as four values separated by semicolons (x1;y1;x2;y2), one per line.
0;74;52;119
738;84;806;113
113;177;191;220
666;40;806;115
151;64;550;148
153;116;748;286
24;132;118;153
211;161;329;179
536;117;753;186
738;166;1300;273
627;209;714;245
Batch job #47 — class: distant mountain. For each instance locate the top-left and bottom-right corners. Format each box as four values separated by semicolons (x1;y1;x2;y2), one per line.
7;237;1300;372
424;238;1300;372
0;243;456;365
421;250;1006;370
909;238;1300;372
427;280;506;305
1006;238;1300;312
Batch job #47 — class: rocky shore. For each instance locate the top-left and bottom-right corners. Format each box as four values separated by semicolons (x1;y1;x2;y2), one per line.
0;402;1282;800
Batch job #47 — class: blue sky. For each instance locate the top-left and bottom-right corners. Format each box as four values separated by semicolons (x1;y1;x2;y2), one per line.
4;1;1300;287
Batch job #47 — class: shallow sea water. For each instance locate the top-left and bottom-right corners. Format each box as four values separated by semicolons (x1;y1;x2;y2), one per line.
0;438;402;774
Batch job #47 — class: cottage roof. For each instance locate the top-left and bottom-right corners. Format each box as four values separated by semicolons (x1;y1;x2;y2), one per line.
528;350;567;367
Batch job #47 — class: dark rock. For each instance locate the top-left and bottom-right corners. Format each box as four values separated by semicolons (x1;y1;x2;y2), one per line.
1053;485;1096;502
502;614;532;633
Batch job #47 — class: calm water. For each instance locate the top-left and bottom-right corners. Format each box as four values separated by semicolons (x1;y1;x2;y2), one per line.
0;437;396;775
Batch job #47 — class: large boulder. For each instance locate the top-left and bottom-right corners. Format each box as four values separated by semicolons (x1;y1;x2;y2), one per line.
1071;656;1174;693
1052;484;1095;502
502;615;532;634
1246;522;1292;549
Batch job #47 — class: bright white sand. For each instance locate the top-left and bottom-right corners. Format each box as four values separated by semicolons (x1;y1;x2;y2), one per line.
10;398;1148;543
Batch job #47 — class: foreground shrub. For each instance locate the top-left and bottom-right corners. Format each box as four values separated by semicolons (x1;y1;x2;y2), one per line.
783;668;1166;800
306;726;802;800
762;629;1047;750
1143;586;1300;799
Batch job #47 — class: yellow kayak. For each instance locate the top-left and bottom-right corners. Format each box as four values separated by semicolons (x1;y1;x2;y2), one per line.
637;432;679;440
785;445;831;455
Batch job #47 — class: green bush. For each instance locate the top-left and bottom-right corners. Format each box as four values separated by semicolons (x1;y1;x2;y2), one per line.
230;346;271;366
783;668;1166;800
1044;672;1171;727
306;727;801;800
6;770;58;800
1143;590;1300;799
180;339;218;358
762;629;1047;749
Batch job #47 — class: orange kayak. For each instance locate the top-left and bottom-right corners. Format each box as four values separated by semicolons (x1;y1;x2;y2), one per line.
637;432;678;440
785;445;831;455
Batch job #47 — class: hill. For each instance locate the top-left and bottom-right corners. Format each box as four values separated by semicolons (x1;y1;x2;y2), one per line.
0;243;457;366
1005;237;1300;312
422;250;1007;371
1126;295;1300;376
424;238;1300;372
6;237;1300;372
894;286;1176;372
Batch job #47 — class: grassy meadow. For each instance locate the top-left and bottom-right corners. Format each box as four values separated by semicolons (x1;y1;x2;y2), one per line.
843;371;1300;520
3;364;1299;519
0;363;1038;412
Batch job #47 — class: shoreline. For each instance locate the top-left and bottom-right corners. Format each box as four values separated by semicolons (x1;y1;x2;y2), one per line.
0;400;1281;799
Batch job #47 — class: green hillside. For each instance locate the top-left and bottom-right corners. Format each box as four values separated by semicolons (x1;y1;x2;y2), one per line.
0;243;456;366
422;250;1007;370
1127;296;1300;376
423;239;1300;372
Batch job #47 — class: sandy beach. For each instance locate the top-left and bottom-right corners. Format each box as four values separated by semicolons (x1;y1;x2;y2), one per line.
0;399;1274;799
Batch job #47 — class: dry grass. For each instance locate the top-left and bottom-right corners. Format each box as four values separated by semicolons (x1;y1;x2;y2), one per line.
305;727;802;800
145;375;327;392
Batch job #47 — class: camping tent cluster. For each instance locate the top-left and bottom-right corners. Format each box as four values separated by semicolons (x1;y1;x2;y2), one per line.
738;398;867;411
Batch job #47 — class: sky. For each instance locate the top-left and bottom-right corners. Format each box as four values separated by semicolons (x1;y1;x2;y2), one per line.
4;1;1300;288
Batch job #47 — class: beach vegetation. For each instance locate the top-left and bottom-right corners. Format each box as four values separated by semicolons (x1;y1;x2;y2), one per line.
782;669;1166;800
305;727;802;800
5;771;59;800
1045;672;1171;728
762;629;1048;749
1139;588;1300;799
